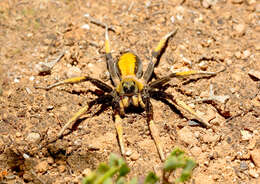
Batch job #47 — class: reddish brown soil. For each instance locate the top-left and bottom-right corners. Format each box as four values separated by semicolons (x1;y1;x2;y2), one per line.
0;0;260;183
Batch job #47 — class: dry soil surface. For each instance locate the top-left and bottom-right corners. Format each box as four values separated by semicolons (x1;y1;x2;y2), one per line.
0;0;260;183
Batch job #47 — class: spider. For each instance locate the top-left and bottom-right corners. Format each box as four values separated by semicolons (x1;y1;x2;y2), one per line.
36;27;224;160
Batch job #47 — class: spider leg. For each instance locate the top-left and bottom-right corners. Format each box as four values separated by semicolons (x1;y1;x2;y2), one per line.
45;94;113;145
142;89;165;161
150;90;210;128
149;67;226;89
111;92;126;156
143;29;178;83
105;26;120;86
35;76;113;92
115;113;125;155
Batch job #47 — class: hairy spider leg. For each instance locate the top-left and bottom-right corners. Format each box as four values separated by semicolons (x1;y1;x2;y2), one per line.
143;29;178;83
149;68;226;89
150;90;210;128
45;94;113;145
111;92;126;156
142;89;165;160
35;76;113;92
105;26;120;86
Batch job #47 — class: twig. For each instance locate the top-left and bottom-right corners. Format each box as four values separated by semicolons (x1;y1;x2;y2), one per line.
225;108;252;122
35;51;65;74
86;16;116;32
128;2;134;12
192;84;230;104
151;11;166;16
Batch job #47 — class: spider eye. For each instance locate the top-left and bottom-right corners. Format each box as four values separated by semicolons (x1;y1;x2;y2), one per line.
122;81;136;94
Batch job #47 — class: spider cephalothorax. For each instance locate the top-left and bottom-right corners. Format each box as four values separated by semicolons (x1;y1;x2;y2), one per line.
36;27;224;160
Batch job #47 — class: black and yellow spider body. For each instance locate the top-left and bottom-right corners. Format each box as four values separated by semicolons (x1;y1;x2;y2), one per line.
36;27;224;161
115;52;144;114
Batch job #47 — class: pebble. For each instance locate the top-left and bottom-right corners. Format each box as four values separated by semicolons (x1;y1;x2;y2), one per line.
125;149;132;156
249;169;259;178
202;133;220;143
178;127;198;145
23;171;33;181
26;132;41;143
82;168;91;176
81;24;90;30
236;151;250;160
246;0;256;4
241;130;253;141
36;160;49;173
242;50;251;59
201;0;217;8
46;105;54;110
240;161;248;170
201;0;211;8
47;157;54;164
231;0;244;4
16;132;22;137
251;149;260;167
234;51;242;59
66;66;82;78
190;146;202;157
226;59;233;65
130;151;139;161
248;69;260;80
58;165;66;173
233;23;246;36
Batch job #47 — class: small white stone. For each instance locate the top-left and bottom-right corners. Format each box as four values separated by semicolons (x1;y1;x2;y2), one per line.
14;78;20;83
84;13;90;18
170;16;175;24
125;149;132;156
81;24;90;30
29;76;35;81
241;130;252;141
66;66;82;78
26;132;41;143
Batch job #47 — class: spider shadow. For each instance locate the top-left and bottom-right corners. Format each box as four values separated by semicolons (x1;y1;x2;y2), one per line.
151;91;185;120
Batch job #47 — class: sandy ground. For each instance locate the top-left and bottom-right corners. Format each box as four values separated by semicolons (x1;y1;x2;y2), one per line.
0;0;260;183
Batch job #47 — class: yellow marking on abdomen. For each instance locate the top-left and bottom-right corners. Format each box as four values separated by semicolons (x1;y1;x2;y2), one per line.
118;53;137;76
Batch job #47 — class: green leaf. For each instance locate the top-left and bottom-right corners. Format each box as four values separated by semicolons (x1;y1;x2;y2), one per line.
144;172;159;184
170;148;185;157
103;178;113;184
164;157;186;171
109;154;120;167
119;163;130;177
82;172;96;184
97;163;110;174
129;177;138;184
116;177;126;184
176;159;196;183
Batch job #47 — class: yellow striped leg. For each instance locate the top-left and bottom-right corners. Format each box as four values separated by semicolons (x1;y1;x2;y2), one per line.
143;29;178;83
153;29;178;56
115;114;125;155
57;104;90;138
150;68;226;88
149;120;165;161
35;76;113;92
105;26;120;86
35;76;88;90
46;104;90;144
174;99;210;128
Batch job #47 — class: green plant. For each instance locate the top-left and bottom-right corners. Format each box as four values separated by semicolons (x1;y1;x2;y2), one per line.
82;148;196;184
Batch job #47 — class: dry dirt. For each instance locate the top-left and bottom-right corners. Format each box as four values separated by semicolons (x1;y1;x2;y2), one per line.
0;0;260;183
